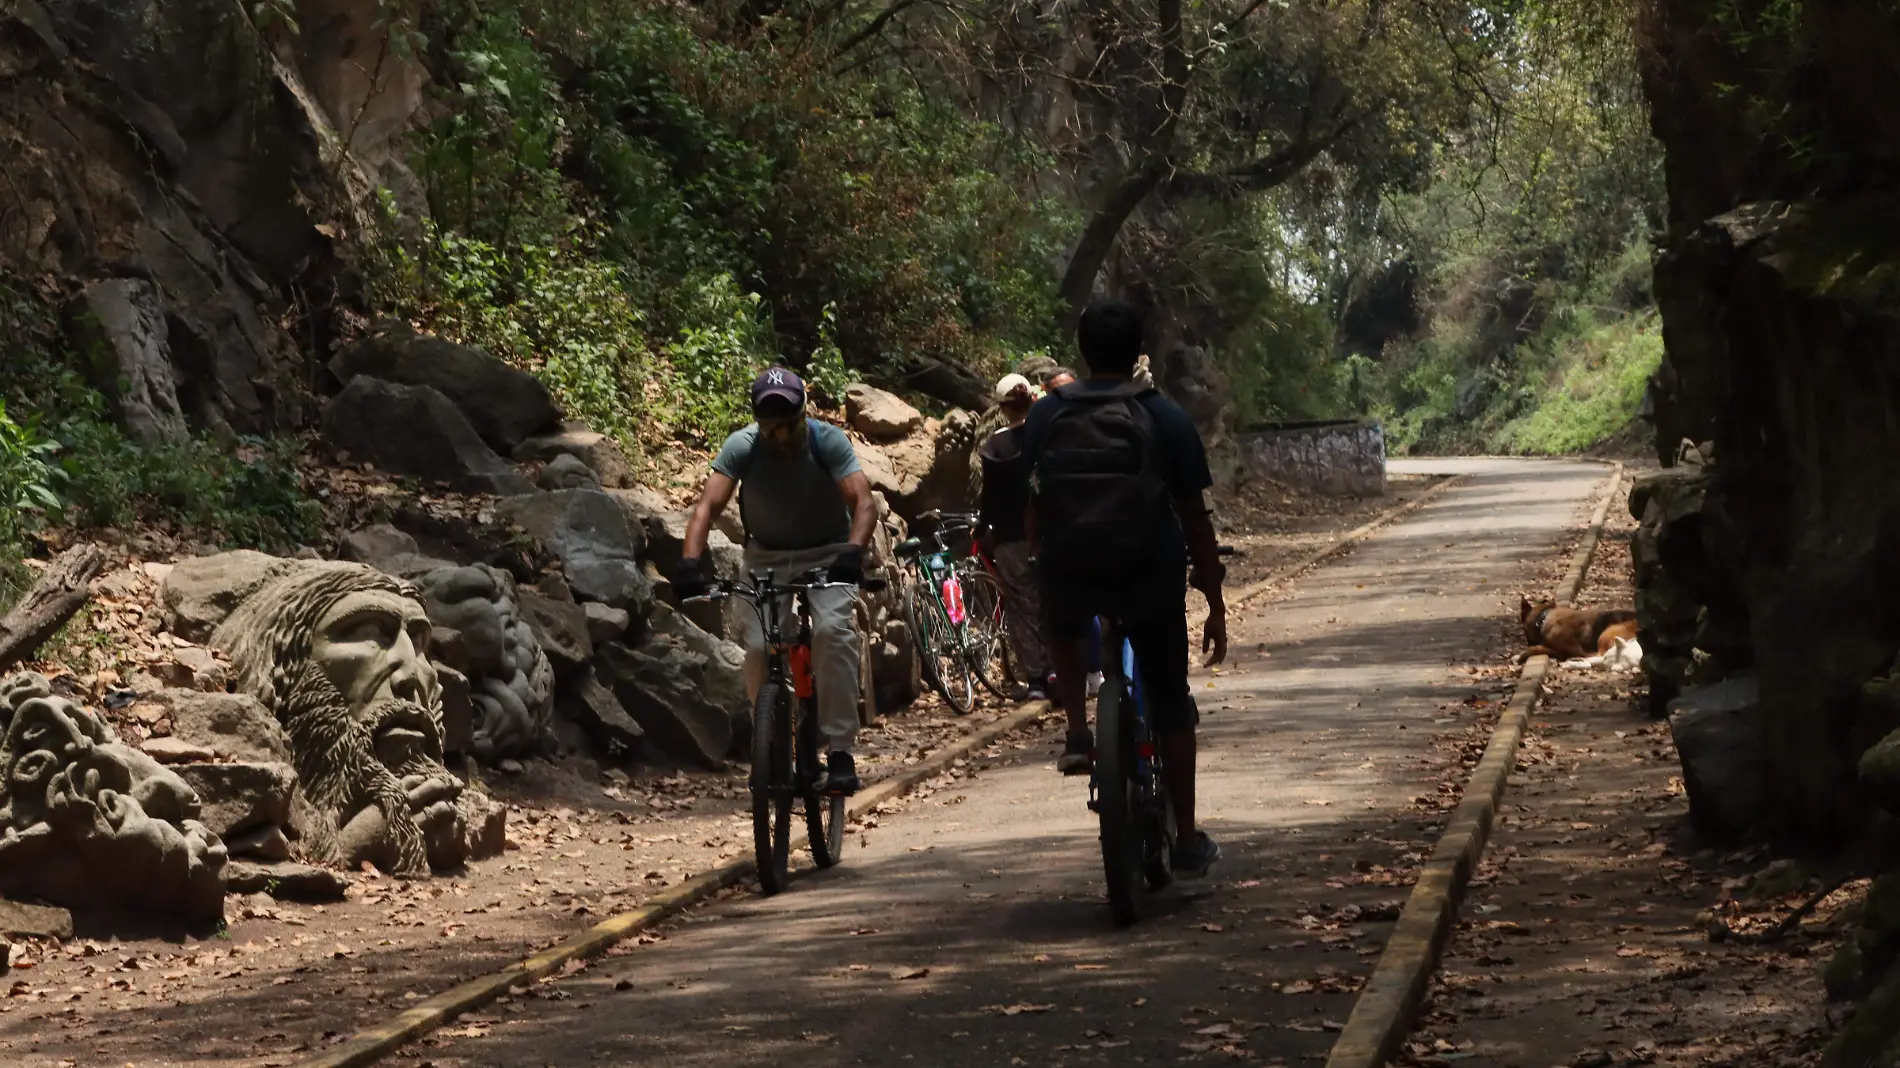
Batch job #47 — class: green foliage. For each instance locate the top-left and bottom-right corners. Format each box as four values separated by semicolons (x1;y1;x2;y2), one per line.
1493;312;1663;455
367;0;1066;455
0;281;320;553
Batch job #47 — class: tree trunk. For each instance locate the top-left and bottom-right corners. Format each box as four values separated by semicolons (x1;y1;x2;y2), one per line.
1057;164;1169;333
0;544;108;676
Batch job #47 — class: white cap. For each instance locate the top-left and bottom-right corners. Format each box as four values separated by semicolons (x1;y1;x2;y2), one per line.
994;372;1033;402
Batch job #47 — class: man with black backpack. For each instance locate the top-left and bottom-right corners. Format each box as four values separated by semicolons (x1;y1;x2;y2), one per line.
1022;300;1229;876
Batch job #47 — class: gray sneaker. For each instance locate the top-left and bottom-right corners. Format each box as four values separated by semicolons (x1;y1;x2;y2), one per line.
1171;831;1221;878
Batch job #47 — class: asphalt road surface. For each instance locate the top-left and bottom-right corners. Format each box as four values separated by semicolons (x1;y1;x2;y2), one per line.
423;458;1609;1068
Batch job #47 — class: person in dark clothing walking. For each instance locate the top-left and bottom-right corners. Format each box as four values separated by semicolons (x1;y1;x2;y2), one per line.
976;373;1052;699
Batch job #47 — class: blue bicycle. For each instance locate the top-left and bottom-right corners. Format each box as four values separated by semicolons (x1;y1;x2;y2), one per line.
1088;545;1235;925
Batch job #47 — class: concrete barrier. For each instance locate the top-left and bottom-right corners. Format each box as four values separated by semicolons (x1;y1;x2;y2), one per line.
1240;419;1386;497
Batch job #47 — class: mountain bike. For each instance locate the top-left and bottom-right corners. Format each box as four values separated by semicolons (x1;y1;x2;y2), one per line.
1088;545;1236;925
688;567;885;895
894;511;1010;713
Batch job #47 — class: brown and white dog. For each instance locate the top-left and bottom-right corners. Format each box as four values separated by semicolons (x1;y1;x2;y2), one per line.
1518;597;1638;662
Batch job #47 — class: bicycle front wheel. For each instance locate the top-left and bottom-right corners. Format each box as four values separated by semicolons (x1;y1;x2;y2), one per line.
752;682;794;895
1094;677;1144;926
800;698;846;869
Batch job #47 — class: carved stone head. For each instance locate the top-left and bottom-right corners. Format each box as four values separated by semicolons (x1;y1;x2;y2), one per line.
213;563;503;874
0;674;227;918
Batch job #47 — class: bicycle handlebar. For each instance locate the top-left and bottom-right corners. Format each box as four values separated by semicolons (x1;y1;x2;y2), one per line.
683;572;887;606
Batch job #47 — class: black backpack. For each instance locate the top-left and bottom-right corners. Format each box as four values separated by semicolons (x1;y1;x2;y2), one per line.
1031;382;1168;577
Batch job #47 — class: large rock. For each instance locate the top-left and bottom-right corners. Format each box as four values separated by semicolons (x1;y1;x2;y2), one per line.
331;330;561;454
143;689;291;764
595;609;747;768
173;761;297;839
846;383;925;441
538;453;601;491
68;278;189;447
0;899;74;940
609;484;743;545
518;586;593;676
1668;676;1768;844
338;523;421;568
857;410;980;524
558;670;645;758
514;427;635;489
225;861;350;902
322;377;533;495
497;490;653;615
161;550;302;642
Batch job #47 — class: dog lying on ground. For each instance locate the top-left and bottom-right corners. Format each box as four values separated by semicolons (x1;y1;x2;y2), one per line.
1572;634;1643;672
1519;597;1638;662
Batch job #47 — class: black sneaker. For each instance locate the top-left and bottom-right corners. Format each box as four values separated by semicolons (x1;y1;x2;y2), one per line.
1171;831;1221;878
1057;728;1093;776
822;751;860;796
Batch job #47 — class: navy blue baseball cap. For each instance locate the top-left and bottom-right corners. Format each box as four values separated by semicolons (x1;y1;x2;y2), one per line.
750;366;806;412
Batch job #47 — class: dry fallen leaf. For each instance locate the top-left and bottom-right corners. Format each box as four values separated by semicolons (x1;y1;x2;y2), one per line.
890;966;930;980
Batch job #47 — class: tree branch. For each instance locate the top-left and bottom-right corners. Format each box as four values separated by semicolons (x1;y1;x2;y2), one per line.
0;544;108;676
1164;104;1381;197
831;0;926;60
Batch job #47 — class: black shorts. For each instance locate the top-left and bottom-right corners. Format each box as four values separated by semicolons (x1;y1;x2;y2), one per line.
1043;564;1198;733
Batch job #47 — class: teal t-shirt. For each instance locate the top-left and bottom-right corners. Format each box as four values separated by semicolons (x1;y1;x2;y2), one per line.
712;420;862;550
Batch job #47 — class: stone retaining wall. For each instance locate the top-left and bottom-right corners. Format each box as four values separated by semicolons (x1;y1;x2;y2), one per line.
1240;419;1386;497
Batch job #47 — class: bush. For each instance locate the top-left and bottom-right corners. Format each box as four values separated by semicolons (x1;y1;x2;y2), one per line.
1494;312;1663;455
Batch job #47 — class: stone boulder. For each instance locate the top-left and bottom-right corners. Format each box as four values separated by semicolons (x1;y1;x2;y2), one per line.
322;377;533;495
846;383;925;441
856;410;980;524
538;453;601;491
161;550;303;642
1668;675;1768;844
68;278;188;447
331;330;561;454
145;690;291;764
597;642;732;769
558;670;645;758
514;427;635;489
497;490;653;616
584;602;631;644
225;861;350;902
518;585;593;676
339;523;420;568
173;761;297;840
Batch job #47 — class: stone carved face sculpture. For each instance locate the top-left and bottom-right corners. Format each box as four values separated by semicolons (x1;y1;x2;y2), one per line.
0;674;227;919
213;564;504;875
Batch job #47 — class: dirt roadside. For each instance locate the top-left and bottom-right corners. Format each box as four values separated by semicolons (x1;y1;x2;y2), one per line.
1394;474;1839;1068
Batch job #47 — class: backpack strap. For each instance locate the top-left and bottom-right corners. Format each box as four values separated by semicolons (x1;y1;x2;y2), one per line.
808;418;825;472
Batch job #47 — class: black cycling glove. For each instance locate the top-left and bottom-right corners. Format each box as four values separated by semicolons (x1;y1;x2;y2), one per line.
828;545;865;586
674;556;711;599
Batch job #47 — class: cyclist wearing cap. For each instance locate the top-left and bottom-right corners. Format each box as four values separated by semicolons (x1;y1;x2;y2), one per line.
675;367;879;795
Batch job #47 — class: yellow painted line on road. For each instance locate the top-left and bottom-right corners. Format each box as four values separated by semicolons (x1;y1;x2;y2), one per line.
294;699;1054;1068
1230;473;1467;609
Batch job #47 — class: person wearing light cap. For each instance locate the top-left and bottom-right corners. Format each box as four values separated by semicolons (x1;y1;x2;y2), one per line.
675;367;879;795
977;371;1051;698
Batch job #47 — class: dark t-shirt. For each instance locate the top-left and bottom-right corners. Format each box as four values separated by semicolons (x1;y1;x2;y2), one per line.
1020;380;1213;573
977;425;1029;543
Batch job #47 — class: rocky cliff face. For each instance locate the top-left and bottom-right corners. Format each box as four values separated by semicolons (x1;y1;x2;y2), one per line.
0;0;386;435
1639;3;1900;844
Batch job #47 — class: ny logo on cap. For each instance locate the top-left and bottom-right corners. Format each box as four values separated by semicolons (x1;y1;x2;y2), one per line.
768;369;788;384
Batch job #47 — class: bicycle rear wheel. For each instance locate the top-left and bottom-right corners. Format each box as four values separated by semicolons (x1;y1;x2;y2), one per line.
800;698;846;868
906;584;975;714
1094;676;1144;925
959;567;1017;701
751;682;794;895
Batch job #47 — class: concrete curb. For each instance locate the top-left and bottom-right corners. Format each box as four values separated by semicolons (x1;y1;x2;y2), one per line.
1230;474;1468;610
294;699;1055;1068
1322;462;1625;1068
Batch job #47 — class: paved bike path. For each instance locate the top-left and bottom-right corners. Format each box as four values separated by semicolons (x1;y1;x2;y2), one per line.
426;459;1605;1067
